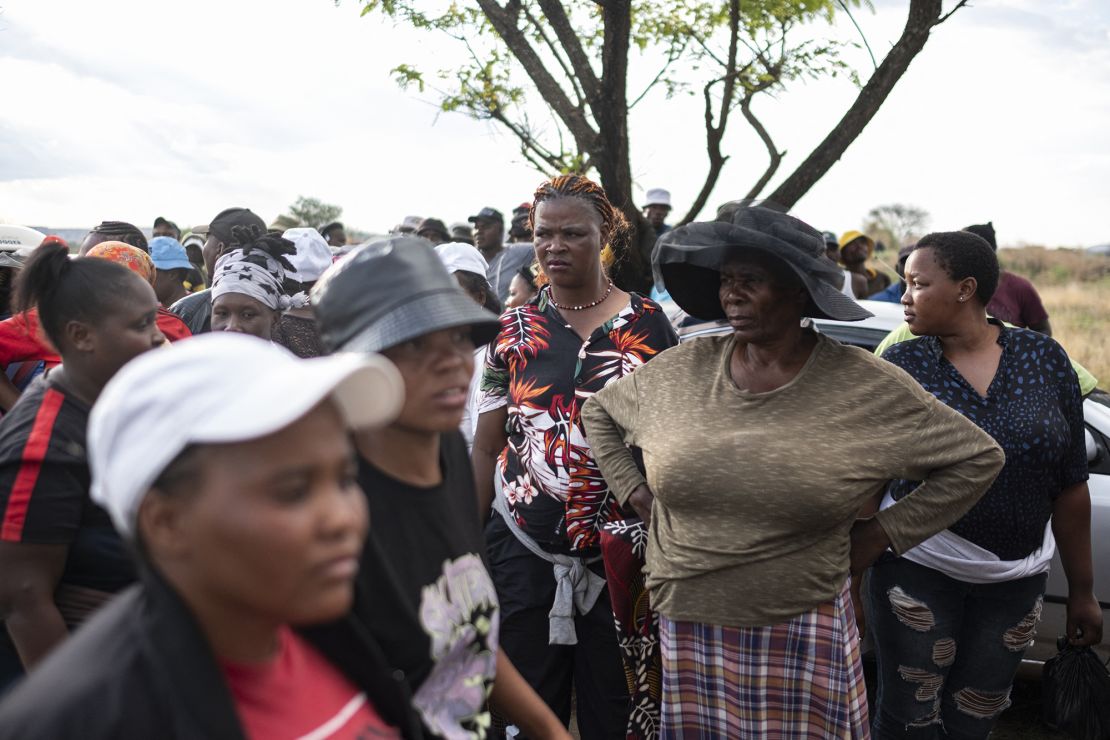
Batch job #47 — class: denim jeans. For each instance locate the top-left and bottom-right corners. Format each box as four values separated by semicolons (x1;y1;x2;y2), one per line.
866;554;1047;739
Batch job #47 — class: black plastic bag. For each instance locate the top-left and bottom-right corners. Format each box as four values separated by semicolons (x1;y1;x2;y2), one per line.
1042;637;1110;739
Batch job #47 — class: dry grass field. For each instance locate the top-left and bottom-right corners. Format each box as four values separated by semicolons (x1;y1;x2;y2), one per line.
998;248;1110;386
1038;280;1110;385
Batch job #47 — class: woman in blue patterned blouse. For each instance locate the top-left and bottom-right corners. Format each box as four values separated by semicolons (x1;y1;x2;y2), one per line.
870;231;1102;739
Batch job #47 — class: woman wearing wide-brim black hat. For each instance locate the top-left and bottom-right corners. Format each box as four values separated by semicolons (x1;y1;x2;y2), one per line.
581;205;1007;738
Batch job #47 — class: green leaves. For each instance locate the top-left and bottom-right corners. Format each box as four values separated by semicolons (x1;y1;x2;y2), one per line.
391;64;425;92
353;0;868;184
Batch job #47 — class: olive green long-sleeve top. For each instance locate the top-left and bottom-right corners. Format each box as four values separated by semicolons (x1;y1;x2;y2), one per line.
581;332;1004;627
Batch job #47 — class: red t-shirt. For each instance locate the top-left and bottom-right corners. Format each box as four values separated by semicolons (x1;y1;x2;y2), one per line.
220;627;401;740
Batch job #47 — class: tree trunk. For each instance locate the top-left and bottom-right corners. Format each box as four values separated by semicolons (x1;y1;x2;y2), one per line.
591;0;653;294
765;0;946;211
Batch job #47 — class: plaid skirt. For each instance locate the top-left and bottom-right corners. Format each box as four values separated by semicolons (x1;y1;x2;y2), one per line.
659;581;870;739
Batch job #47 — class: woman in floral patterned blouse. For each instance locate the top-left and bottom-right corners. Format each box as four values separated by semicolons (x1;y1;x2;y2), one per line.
473;175;678;738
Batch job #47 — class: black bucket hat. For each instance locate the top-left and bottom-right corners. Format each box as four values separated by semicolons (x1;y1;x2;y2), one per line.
653;206;873;322
312;235;501;354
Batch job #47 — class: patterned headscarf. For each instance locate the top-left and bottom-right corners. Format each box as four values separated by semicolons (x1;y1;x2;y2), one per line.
86;241;156;286
211;243;306;311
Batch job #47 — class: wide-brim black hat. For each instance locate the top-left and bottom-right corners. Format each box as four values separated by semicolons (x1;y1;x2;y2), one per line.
653;207;873;322
312;235;501;354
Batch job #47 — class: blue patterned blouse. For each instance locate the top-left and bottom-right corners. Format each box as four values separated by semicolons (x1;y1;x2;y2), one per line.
882;320;1088;560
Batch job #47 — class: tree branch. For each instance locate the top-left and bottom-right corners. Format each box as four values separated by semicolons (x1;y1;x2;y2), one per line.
935;0;970;25
837;0;877;70
536;0;603;102
740;98;784;202
476;0;597;150
628;38;688;109
489;108;568;172
521;5;586;106
765;0;954;210
679;0;741;225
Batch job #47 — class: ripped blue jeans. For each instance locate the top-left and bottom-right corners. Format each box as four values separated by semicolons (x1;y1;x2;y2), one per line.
866;554;1047;739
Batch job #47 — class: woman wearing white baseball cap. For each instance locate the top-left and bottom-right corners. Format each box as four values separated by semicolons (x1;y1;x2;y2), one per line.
0;334;426;739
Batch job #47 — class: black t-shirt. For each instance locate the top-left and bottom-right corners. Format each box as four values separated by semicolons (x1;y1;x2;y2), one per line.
0;377;135;666
356;431;499;739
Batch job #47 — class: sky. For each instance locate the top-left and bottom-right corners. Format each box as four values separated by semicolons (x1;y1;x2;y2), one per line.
1;0;1108;247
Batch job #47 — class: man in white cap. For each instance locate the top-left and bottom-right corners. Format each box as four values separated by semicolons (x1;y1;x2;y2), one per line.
643;188;673;237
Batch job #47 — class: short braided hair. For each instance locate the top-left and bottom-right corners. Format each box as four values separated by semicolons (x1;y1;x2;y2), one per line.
530;175;628;270
89;221;148;253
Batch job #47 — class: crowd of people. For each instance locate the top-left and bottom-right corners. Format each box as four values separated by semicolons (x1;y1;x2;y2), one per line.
0;176;1101;740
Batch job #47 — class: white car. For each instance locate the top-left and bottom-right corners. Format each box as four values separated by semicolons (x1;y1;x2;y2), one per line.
672;298;1110;665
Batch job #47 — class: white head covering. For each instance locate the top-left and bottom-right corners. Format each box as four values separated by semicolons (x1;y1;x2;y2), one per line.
88;333;404;539
0;224;46;252
282;228;335;284
211;247;307;310
644;188;672;208
435;242;489;278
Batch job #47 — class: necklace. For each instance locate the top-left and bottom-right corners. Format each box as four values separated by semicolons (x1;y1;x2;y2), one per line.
547;279;613;311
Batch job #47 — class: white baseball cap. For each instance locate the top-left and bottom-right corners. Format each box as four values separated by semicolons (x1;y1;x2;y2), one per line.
435;242;489;277
88;333;404;539
0;224;46;252
282;227;335;283
643;188;672;208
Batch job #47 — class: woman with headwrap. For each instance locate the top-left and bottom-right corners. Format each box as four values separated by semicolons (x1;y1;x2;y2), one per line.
210;227;304;342
86;242;192;343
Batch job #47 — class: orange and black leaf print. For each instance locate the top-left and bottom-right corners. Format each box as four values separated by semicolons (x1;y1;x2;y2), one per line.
477;292;678;554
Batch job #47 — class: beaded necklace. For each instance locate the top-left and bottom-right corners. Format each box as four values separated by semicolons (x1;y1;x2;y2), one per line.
546;279;614;311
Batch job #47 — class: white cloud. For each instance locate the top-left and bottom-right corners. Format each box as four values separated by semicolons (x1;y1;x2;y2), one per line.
0;0;1107;246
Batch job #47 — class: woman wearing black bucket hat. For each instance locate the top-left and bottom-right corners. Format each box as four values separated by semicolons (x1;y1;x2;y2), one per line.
312;237;569;740
581;205;1008;738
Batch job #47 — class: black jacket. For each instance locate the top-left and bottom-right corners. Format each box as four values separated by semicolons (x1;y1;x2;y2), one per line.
0;565;425;739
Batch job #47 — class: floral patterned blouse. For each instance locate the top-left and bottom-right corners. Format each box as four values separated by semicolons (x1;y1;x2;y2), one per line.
479;289;678;555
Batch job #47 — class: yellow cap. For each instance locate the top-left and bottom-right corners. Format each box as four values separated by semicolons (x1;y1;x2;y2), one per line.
838;230;875;256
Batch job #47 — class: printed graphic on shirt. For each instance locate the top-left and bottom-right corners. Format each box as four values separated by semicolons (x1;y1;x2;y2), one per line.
412;554;499;740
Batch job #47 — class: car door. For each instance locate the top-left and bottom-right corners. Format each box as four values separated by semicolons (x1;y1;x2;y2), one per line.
1030;394;1110;665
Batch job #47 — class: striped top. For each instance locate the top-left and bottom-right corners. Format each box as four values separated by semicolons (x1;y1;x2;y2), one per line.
0;378;135;628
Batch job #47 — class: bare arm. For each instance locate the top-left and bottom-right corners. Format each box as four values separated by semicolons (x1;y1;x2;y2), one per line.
851;272;869;299
489;651;570;739
0;542;69;669
580;386;645;509
472;408;508;523
1052;481;1102;646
